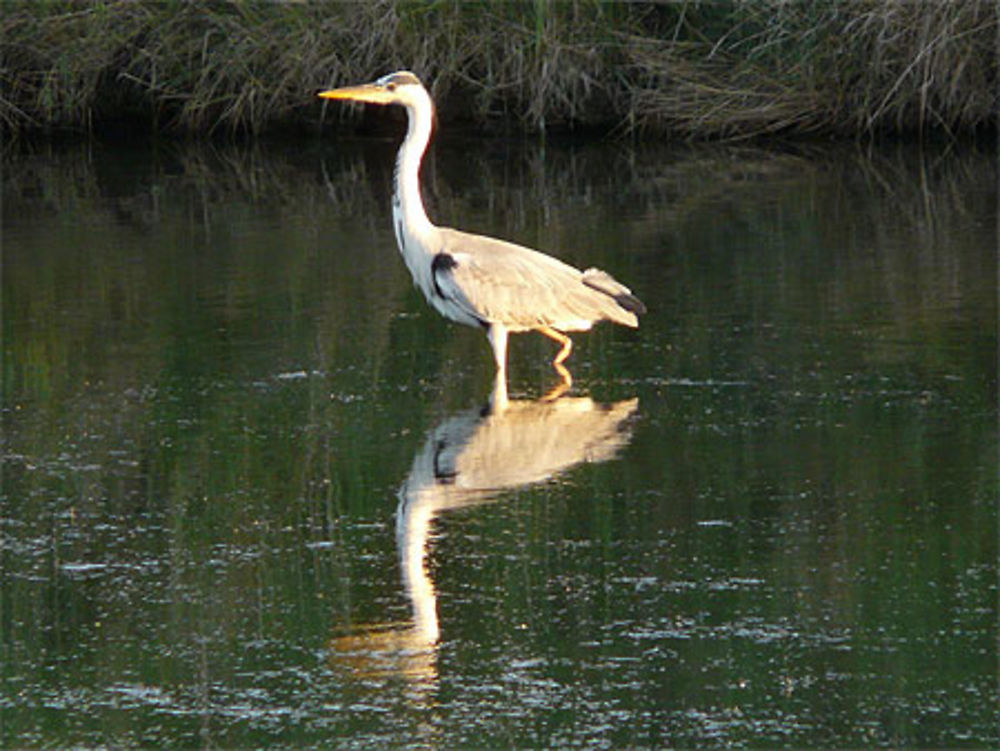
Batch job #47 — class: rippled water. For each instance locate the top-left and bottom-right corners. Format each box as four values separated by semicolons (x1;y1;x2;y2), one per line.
2;135;996;748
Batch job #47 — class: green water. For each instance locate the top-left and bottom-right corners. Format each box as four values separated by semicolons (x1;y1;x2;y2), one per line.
2;135;996;748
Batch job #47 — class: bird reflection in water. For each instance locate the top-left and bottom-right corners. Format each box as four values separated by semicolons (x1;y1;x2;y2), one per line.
328;389;639;696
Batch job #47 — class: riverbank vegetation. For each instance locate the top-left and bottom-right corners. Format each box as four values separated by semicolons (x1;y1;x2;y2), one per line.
2;1;996;139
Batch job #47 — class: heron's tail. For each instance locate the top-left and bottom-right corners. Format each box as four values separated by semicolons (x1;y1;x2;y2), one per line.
582;268;647;323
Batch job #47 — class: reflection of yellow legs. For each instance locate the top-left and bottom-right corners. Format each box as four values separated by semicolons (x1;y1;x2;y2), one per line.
538;326;573;400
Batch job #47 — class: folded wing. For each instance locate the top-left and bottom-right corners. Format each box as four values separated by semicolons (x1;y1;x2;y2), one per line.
432;228;642;332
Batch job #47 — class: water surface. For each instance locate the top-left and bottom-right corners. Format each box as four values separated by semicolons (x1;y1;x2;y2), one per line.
2;135;996;748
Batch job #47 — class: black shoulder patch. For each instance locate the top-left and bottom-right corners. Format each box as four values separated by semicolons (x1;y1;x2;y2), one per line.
431;252;457;273
431;252;456;299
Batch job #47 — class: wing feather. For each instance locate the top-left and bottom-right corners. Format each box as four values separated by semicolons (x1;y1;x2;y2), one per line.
433;228;640;331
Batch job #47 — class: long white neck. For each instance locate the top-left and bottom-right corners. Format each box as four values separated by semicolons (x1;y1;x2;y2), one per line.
393;88;436;244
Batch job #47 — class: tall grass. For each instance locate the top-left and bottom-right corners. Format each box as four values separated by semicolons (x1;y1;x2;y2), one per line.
1;1;996;139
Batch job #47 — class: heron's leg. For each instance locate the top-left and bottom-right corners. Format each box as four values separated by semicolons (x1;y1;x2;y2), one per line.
488;324;509;375
537;326;573;386
490;371;509;414
488;324;510;411
538;326;573;364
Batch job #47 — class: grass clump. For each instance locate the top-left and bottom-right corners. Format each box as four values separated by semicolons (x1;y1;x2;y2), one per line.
1;1;996;139
620;1;997;138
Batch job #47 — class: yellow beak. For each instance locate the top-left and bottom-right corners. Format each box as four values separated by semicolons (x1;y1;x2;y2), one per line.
317;83;393;105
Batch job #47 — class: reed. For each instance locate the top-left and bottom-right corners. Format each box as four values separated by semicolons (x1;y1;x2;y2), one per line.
1;1;995;139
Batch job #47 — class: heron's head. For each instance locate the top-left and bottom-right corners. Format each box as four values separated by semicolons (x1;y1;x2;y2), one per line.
318;71;428;109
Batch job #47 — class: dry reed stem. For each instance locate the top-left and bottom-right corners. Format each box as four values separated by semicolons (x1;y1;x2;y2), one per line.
0;1;995;139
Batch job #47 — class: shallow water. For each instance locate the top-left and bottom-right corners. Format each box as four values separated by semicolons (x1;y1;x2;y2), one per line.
2;134;997;748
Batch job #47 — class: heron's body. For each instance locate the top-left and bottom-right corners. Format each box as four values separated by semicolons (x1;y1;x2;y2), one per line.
319;71;644;401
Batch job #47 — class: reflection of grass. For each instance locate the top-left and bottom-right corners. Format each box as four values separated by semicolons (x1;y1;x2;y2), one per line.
1;2;995;137
5;138;993;531
3;139;996;749
4;138;994;415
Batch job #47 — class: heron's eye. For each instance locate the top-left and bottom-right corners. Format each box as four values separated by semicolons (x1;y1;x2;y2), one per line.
386;82;397;92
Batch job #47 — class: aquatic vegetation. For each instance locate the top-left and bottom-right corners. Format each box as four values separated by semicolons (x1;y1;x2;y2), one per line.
1;1;995;138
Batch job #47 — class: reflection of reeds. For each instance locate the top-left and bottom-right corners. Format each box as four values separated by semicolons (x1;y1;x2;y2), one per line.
2;2;995;138
5;142;994;720
6;138;991;414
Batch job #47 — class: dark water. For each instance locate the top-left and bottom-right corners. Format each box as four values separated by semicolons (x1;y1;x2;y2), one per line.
2;134;996;748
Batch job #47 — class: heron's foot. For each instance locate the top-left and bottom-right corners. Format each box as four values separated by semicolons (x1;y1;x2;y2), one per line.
542;378;572;402
541;361;573;402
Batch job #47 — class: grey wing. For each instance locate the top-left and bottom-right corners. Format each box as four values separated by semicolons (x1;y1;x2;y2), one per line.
433;228;639;330
432;231;586;330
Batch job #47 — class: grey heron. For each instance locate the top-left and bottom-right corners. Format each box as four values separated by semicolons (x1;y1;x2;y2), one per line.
318;71;645;398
